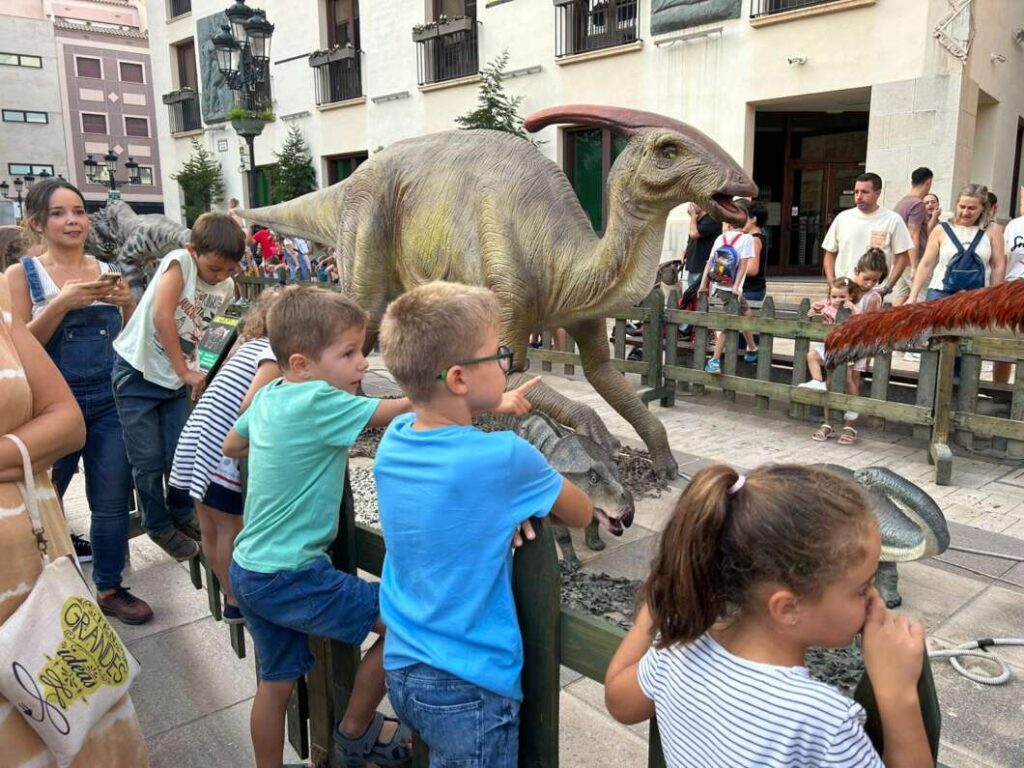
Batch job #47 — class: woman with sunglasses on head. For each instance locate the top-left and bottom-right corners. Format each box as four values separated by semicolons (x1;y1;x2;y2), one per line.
5;178;153;625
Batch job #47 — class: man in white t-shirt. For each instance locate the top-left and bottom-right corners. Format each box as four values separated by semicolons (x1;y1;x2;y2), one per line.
698;225;754;374
1003;193;1024;281
821;173;913;298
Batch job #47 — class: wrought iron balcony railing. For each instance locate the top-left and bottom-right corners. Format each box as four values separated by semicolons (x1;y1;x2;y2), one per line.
554;0;638;58
310;47;363;105
750;0;844;18
162;88;201;134
412;16;480;86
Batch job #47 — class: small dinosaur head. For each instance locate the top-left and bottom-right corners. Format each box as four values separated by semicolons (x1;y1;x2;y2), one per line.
546;432;635;537
525;105;757;226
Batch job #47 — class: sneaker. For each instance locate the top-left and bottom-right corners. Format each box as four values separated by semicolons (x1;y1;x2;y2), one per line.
704;358;721;374
149;528;200;561
98;587;154;625
71;534;93;564
743;350;759;363
175;518;202;542
798;379;827;391
223;603;246;625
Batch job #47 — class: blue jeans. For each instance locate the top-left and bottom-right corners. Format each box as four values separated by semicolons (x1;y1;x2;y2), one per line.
926;288;953;301
386;664;519;768
111;354;192;536
687;271;702;287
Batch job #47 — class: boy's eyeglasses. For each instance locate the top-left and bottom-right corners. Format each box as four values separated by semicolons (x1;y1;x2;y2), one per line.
437;346;514;381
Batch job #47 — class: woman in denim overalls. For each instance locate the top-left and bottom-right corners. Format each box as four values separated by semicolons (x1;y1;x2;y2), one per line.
6;179;153;625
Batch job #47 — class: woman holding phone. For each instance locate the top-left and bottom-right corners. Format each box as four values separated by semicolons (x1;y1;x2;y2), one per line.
5;178;153;624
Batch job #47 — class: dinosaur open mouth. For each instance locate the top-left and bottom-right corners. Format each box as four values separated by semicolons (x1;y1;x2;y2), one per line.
594;508;625;537
707;193;747;227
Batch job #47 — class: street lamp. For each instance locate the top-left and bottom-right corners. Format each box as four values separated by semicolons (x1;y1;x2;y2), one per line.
0;175;35;220
213;0;274;208
83;149;141;199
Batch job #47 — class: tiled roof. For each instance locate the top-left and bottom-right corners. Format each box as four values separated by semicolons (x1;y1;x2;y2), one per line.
54;19;148;40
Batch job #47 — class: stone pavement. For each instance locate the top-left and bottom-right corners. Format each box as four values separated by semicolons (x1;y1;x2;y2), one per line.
59;361;1023;767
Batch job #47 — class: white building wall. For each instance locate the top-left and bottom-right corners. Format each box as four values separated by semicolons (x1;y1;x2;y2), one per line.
147;0;1024;227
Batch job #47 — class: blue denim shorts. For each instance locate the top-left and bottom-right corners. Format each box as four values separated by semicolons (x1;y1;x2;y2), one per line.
385;664;520;768
230;558;380;681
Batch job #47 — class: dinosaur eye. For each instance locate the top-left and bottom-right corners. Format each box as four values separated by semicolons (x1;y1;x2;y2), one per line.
660;145;678;161
588;470;599;485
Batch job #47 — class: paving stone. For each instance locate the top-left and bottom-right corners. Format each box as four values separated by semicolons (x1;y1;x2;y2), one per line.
891;561;988;632
558;690;650;767
931;522;1024;584
146;697;301;768
564;674;649;742
582;534;658;582
932;586;1024;670
128;617;259;739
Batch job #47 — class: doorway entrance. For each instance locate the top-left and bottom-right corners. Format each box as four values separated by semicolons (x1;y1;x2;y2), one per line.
753;106;869;276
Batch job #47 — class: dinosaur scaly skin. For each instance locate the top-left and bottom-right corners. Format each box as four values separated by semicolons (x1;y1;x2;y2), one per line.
242;106;757;478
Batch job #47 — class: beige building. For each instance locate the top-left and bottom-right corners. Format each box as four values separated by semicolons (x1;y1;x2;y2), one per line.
147;0;1024;277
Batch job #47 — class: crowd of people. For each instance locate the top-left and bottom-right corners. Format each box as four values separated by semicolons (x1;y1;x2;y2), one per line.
676;167;1024;443
0;172;994;767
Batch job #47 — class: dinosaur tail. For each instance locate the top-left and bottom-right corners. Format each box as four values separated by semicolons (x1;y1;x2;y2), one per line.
823;280;1024;368
239;184;345;246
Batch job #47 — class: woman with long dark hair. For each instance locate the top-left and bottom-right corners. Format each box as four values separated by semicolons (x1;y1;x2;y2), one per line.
5;179;153;624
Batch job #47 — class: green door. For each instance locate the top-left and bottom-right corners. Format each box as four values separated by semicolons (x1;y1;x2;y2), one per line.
567;130;630;233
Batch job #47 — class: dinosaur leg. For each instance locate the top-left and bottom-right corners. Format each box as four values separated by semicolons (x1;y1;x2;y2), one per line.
553;523;581;571
568;318;678;479
585;518;605;552
874;561;902;608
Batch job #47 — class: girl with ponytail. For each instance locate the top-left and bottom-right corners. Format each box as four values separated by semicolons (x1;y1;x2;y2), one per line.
605;463;932;767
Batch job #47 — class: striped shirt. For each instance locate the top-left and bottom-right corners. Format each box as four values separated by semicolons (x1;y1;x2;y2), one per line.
170;337;276;500
638;634;883;768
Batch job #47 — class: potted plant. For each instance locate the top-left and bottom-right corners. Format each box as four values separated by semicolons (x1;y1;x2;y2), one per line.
412;14;474;42
228;105;275;137
162;87;196;105
308;44;356;67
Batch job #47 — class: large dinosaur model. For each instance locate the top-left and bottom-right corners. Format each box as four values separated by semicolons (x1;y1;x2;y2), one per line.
510;412;635;571
818;464;950;608
241;105;757;478
86;201;191;295
824;280;1024;367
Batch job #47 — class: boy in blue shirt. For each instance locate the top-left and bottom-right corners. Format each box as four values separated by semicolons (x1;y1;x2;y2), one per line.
375;281;594;766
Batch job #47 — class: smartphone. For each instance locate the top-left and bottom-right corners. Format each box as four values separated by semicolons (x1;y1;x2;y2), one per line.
99;273;122;284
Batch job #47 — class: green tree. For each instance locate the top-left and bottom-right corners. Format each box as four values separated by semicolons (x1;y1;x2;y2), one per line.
171;138;225;226
268;125;318;204
455;49;537;144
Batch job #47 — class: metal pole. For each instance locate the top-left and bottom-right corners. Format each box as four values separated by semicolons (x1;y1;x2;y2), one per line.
247;135;258;207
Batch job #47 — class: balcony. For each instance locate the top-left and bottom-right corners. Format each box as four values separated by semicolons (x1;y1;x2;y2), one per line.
168;0;191;18
162;88;201;134
554;0;638;59
750;0;853;18
310;47;362;106
412;16;479;87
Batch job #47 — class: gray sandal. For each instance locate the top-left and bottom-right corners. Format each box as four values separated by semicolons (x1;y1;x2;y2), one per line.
333;711;412;767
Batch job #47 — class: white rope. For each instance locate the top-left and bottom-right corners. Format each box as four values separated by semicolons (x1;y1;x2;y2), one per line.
928;639;1024;685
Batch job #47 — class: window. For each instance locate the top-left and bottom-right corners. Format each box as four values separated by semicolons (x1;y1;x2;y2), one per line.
169;0;192;18
327;0;360;48
136;166;155;185
325;152;367;184
0;52;42;68
564;128;628;233
76;57;102;78
8;163;55;176
124;116;149;137
81;113;108;133
119;61;144;83
2;110;48;123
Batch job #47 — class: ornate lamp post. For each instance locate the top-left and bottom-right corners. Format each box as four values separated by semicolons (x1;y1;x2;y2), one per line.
83;149;140;200
0;174;35;221
213;0;274;208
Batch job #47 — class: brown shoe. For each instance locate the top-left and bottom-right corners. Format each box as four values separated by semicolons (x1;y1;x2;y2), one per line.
98;587;154;625
175;518;202;542
149;528;200;561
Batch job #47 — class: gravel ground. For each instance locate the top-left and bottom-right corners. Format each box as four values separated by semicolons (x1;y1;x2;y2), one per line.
348;465;862;694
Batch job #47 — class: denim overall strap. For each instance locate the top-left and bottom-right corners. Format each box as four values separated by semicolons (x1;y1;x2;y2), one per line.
47;304;124;389
19;256;48;308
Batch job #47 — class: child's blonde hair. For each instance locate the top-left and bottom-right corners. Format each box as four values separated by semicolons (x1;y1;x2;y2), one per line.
380;281;500;403
268;285;367;369
639;464;874;647
239;288;281;342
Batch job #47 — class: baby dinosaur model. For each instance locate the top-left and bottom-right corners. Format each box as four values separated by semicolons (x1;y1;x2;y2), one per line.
510;412;635;571
818;464;950;608
241;105;757;479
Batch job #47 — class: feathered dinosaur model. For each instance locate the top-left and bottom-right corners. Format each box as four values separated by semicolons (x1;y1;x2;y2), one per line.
824;280;1024;367
242;105;757;479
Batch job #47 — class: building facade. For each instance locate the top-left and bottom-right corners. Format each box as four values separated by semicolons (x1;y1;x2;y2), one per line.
0;0;69;222
148;0;1024;276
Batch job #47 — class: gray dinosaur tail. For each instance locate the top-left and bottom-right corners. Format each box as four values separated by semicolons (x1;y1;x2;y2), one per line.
239;184;345;246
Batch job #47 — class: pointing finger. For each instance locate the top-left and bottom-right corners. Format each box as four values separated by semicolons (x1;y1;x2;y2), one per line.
516;375;543;394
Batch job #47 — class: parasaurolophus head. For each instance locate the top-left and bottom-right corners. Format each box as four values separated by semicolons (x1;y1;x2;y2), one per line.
525;104;757;226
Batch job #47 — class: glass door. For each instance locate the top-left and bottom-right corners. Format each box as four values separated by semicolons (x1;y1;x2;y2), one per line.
787;164;825;273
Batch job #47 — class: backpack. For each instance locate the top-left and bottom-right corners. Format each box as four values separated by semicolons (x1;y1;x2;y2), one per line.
940;222;987;294
708;233;742;287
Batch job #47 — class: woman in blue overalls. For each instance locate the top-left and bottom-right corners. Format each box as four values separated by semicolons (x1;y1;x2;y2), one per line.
6;179;153;624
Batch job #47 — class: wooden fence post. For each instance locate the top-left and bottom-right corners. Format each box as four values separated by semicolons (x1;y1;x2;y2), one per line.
1009;360;1024;458
691;294;709;396
755;296;775;410
914;349;940;443
640;288;665;404
868;351;892;432
720;295;740;403
662;288;681;406
954;344;981;449
542;331;553;373
789;298;812;420
513;517;561;768
563;333;576;376
929;340;957;485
